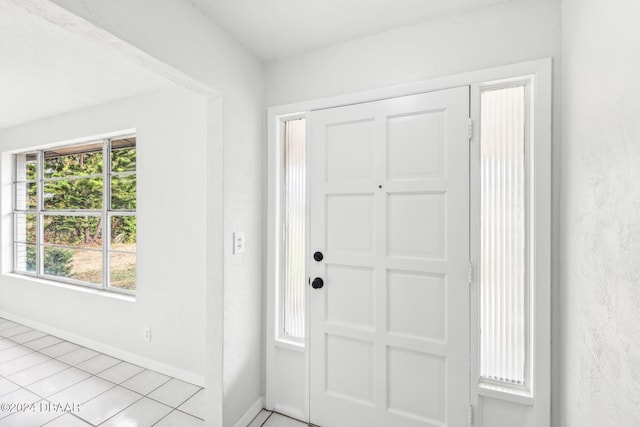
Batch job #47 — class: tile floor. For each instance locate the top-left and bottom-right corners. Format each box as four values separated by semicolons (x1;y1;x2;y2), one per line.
0;317;204;426
248;410;308;427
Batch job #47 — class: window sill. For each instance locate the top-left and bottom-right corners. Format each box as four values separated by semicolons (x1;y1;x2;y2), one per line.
478;382;534;406
275;337;305;352
3;273;136;302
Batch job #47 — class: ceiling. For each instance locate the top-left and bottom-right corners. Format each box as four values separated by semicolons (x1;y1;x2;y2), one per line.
0;0;174;130
190;0;513;61
0;0;518;129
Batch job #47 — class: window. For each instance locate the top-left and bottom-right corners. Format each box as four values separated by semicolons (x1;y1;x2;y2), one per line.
479;83;529;388
280;117;306;342
469;62;551;426
13;136;137;294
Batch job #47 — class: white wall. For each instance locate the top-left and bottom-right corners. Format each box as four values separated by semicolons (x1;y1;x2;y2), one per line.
266;0;562;424
266;0;561;106
560;0;640;426
37;1;267;426
0;87;207;383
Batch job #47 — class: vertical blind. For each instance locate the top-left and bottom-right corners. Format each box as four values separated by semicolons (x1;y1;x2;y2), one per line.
282;118;306;340
480;86;528;385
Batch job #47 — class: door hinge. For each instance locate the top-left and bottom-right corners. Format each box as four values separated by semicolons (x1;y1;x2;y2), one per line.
468;404;474;425
468;118;474;140
468;261;473;285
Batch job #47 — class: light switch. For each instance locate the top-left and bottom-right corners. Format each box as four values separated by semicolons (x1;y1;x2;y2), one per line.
233;232;245;254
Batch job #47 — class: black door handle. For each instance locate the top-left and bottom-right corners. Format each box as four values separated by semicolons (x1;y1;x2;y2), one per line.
313;251;324;262
311;277;324;289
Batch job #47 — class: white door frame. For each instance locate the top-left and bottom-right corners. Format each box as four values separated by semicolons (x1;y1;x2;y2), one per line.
266;58;551;426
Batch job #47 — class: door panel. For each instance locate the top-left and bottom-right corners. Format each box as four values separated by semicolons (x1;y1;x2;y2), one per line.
309;87;470;427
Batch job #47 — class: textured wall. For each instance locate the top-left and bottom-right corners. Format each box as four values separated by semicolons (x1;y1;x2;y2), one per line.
561;0;640;425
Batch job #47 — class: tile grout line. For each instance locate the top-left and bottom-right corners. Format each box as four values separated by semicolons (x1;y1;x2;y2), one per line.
0;318;205;425
4;326;168;388
0;343;106;390
172;406;206;422
149;409;172;427
268;411;311;426
0;324;123;422
168;387;202;412
91;389;145;427
0;327;31;337
1;343;105;386
8;330;48;344
38;410;67;426
119;371;172;396
11;359;200;424
3;363;103;402
40;411;89;427
0;374;118;422
2;325;142;384
260;411;274;427
81;369;194;426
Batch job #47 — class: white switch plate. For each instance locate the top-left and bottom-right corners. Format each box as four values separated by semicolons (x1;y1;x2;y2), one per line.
233;232;245;254
144;327;151;342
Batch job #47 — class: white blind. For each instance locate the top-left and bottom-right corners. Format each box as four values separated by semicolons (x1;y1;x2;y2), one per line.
282;118;306;340
480;86;527;385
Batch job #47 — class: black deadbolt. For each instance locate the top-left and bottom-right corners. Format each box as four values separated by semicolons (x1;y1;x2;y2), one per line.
313;251;324;262
311;277;324;289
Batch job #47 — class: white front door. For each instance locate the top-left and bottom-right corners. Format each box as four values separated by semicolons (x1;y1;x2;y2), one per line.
308;87;470;427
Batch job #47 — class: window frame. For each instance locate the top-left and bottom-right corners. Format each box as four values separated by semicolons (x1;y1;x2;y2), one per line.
476;80;532;391
274;113;308;347
12;135;137;295
470;66;551;423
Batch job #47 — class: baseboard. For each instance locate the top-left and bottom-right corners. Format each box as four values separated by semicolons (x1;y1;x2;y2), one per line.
233;396;265;427
0;310;205;387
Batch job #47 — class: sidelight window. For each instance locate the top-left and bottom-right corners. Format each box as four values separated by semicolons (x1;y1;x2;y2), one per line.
280;118;306;342
479;84;529;387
